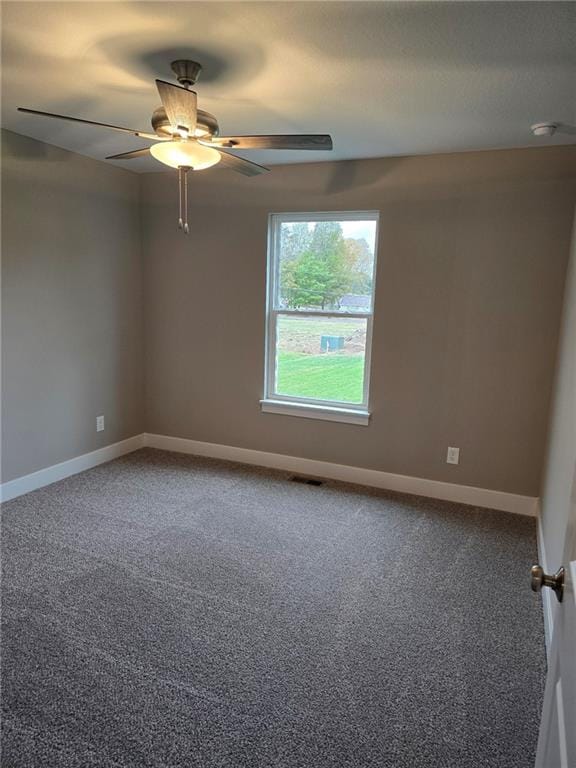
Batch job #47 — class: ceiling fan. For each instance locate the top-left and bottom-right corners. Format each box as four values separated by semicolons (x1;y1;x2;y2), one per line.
18;59;333;233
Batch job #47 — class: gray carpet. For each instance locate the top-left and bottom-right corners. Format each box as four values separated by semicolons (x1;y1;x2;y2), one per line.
1;448;545;767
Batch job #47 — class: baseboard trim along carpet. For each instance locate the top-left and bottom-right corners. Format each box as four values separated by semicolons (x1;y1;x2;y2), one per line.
0;431;538;515
0;435;145;503
144;433;538;516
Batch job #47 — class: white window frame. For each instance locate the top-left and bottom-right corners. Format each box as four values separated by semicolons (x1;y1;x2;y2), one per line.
261;210;379;426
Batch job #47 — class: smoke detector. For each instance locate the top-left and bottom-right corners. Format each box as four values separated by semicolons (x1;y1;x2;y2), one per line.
531;123;558;137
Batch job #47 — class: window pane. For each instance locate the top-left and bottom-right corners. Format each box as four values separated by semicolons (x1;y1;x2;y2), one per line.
274;315;367;404
276;219;377;312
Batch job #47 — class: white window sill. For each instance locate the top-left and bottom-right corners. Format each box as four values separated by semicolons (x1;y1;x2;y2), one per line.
260;399;370;426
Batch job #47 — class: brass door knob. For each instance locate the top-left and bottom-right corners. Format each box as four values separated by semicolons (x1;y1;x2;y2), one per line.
531;564;565;603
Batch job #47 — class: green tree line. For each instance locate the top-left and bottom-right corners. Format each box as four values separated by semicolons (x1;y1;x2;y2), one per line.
280;222;373;310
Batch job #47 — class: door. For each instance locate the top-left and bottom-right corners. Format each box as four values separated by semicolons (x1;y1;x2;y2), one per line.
534;465;576;768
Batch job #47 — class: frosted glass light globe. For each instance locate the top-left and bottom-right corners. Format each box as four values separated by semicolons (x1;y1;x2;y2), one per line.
150;140;221;170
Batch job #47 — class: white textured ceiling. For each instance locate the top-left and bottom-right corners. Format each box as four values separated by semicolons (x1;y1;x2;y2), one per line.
2;1;575;173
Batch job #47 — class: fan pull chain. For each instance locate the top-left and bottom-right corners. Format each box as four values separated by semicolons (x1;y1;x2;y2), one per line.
177;166;190;235
183;167;189;234
178;167;184;230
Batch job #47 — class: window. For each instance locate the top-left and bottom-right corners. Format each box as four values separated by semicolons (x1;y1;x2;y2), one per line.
262;211;379;425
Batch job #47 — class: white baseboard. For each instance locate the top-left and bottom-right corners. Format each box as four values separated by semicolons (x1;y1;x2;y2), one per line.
0;434;145;503
1;431;539;517
536;501;554;654
144;433;538;516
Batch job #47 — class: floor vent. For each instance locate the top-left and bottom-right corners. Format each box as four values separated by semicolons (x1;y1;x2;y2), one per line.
290;475;323;486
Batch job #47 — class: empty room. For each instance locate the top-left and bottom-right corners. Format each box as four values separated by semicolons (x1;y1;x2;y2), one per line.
1;1;575;766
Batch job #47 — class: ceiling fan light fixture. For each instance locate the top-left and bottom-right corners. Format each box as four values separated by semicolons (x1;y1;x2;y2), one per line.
149;139;221;170
18;60;333;236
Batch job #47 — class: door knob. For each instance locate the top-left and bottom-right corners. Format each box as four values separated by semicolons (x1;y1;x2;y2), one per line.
531;564;565;603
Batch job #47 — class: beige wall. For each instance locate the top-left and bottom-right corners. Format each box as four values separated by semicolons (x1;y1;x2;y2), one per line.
141;146;576;497
1;130;144;482
3;134;574;497
540;210;576;568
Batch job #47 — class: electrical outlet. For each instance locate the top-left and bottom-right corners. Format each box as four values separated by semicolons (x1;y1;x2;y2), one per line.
96;415;105;432
446;446;460;465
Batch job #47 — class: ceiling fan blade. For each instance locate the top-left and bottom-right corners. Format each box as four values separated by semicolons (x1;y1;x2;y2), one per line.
155;80;197;134
216;149;269;177
17;107;161;140
204;135;333;150
106;148;151;160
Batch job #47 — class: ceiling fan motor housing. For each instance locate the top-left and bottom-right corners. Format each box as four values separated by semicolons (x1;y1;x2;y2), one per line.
151;107;219;138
